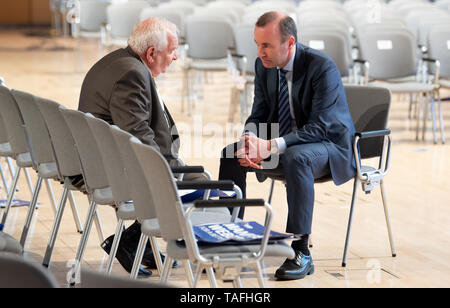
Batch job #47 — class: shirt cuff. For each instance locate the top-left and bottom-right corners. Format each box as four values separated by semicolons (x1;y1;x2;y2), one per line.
274;137;287;154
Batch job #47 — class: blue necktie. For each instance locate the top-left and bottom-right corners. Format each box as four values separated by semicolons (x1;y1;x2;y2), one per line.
278;69;291;137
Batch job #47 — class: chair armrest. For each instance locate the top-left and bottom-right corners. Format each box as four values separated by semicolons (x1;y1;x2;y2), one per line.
421;58;441;83
177;180;235;191
356;129;391;139
171;166;205;174
354;130;392;181
352;59;370;85
194;198;265;209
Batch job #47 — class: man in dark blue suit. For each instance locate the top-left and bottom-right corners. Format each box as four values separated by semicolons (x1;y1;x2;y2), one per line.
219;12;356;280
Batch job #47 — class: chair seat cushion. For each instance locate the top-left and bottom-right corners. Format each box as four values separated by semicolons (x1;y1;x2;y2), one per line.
369;81;435;93
116;202;137;221
0;231;23;255
166;239;295;261
93;187;114;205
188;58;229;71
16;152;33;168
440;79;450;89
0;143;13;157
38;162;59;179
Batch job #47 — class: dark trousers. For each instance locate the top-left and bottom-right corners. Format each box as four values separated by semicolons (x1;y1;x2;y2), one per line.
219;142;330;235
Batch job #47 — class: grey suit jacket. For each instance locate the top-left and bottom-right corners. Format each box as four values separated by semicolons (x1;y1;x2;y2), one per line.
78;46;179;159
246;43;356;185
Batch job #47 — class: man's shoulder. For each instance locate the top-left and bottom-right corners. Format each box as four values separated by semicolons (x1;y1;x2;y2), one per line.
299;43;336;70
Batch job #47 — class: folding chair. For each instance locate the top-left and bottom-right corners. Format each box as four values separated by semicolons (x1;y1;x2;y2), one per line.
261;85;396;267
35;100;101;268
131;139;295;288
11;90;83;247
0;87;37;228
427;25;450;144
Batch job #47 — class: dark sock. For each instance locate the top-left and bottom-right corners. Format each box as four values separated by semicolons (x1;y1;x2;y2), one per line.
291;235;310;256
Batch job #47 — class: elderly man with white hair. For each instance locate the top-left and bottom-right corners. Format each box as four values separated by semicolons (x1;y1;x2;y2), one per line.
78;18;196;277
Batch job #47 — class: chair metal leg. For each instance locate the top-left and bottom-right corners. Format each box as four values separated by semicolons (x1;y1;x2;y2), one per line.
23;168;34;197
43;183;69;267
20;176;43;247
415;93;423;141
44;179;58;216
93;208;104;243
206;267;218;288
183;260;195;288
232;276;243;288
160;256;174;284
268;179;275;205
255;260;266;288
342;177;360;267
105;218;124;274
130;233;147;279
380;180;397;258
193;263;203;288
422;92;430;141
437;90;446;144
69;199;97;286
6;157;15;180
149;236;164;275
1;166;22;226
67;190;83;233
430;92;438;144
0;160;10;196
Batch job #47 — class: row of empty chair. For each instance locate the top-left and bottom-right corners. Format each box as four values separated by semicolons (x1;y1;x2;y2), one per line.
0;81;294;288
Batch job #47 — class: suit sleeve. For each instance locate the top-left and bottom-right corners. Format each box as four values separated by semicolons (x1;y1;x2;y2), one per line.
109;69;161;151
283;60;344;147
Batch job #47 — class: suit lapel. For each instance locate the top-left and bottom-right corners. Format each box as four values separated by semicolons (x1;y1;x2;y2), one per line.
292;43;307;119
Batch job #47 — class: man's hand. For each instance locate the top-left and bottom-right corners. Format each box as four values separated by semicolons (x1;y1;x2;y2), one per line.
235;135;271;169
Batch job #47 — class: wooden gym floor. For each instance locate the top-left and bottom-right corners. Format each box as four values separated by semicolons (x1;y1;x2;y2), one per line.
0;28;449;288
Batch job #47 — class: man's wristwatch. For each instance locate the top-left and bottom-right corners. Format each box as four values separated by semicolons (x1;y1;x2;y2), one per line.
270;139;279;154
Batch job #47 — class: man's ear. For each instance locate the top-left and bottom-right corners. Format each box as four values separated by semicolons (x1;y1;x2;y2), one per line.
145;47;155;63
288;35;296;49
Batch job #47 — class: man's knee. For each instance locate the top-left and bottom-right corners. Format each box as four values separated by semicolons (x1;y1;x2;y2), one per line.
282;147;311;169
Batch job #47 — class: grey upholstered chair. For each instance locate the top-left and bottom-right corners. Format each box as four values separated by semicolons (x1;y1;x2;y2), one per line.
261;85;396;267
131;138;295;288
0;252;59;288
35;97;102;268
0;86;37;228
11;90;84;247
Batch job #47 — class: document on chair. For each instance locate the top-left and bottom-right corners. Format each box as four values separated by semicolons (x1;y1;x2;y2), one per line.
179;189;236;203
191;221;293;245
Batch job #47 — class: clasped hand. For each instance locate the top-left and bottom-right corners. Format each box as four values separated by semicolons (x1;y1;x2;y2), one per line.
236;135;271;169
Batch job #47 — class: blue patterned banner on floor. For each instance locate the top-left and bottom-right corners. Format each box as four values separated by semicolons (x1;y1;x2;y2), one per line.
0;199;36;208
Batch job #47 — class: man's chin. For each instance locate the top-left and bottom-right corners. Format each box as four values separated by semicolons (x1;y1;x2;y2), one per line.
261;60;274;68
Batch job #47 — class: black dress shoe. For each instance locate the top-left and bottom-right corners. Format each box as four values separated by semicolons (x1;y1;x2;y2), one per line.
141;250;178;269
101;236;152;277
275;250;314;281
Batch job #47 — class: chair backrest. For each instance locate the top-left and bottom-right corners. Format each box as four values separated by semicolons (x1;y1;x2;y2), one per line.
107;1;149;38
234;22;258;75
34;98;82;177
300;28;352;76
0;253;59;288
358;27;417;79
186;16;235;59
140;7;184;36
427;25;450;79
11;90;57;168
130;139;185;241
85;114;131;203
79;0;110;32
0;86;29;155
80;268;169;288
344;85;391;159
109;126;157;220
60;108;109;191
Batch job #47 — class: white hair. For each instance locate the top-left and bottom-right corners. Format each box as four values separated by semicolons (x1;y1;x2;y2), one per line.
128;18;178;55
